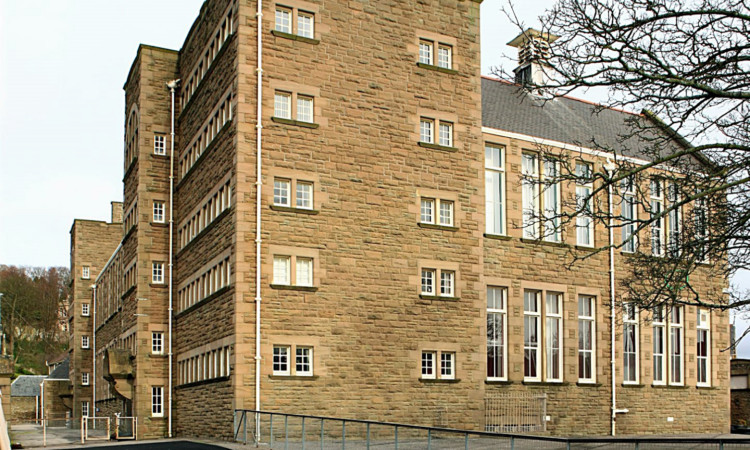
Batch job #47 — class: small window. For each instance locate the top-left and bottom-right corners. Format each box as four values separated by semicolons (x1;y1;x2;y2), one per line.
81;401;90;418
273;345;290;375
296;96;314;123
273;256;291;285
440;352;455;379
82;303;90;317
439;200;453;226
420;198;435;224
152;263;164;284
297;11;314;39
295;347;313;376
82;266;90;280
274;92;292;119
296;181;313;209
151;386;164;417
440;270;454;297
154;135;166;156
421;269;435;295
437;44;452;69
152;332;164;355
274;7;292;33
419;40;433;65
438;122;453;147
82;372;90;386
418;40;453;70
421;351;436;379
419;118;434;144
153;201;165;223
274;179;291;206
82;336;90;349
296;257;313;287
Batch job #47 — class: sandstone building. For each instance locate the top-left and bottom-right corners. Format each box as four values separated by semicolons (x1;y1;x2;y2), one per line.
67;0;730;440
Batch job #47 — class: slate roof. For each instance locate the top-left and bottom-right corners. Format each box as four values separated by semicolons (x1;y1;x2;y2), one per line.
48;358;69;380
11;376;46;397
481;77;687;162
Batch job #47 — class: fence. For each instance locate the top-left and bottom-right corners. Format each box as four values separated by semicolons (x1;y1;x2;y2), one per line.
235;410;750;450
485;392;546;433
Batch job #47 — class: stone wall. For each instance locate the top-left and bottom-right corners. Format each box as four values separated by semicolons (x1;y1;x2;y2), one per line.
11;397;37;422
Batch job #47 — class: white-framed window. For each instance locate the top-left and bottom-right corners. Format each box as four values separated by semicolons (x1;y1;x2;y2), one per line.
421;269;435;295
667;183;681;257
419;118;434;144
82;372;90;386
419;40;433;65
296;96;314;123
439;200;453;226
295;347;313;376
82;335;90;349
621;177;638;253
81;401;90;418
154;134;166;156
151;386;164;417
487;286;507;380
542;159;561;242
440;352;455;379
623;303;639;383
669;306;683;385
523;290;541;381
421;351;436;379
420;198;435;224
420;198;453;226
697;308;710;386
485;144;506;236
575;162;594;247
296;257;313;287
273;256;291;285
82;266;90;280
296;181;313;209
522;153;540;239
297;11;314;38
274;7;292;33
438;122;453;147
81;303;90;317
652;306;666;385
578;295;595;382
694;192;709;263
273;345;290;375
274;91;292;119
273;178;291;206
545;292;563;381
152;332;164;355
152;262;164;284
650;178;664;256
440;270;455;297
437;44;452;69
153;201;165;223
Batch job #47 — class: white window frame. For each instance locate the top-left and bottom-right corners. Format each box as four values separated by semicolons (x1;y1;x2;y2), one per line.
523;290;541;382
273;255;291;285
421;351;436;379
296;95;314;123
652;306;667;385
82;303;90;317
697;308;710;387
295;346;313;376
419;40;433;65
438;121;453;147
154;134;166;156
440;270;455;297
296;257;313;287
545;292;563;382
421;269;436;295
522;153;540;240
274;91;292;119
669;306;684;386
438;200;453;226
273;178;291;207
575;162;594;247
152;332;164;355
152;262;164;284
273;345;291;376
437;44;452;69
274;7;292;34
82;372;90;386
81;401;90;418
542;159;561;243
667;182;681;257
623;303;639;384
485;144;506;236
297;11;315;38
694;192;709;263
420;198;435;224
650;179;664;256
487;286;507;381
440;352;455;380
621;177;638;253
151;386;164;417
420;198;453;226
82;266;90;280
578;295;596;383
296;181;313;209
419;118;434;144
153;201;165;223
82;335;90;349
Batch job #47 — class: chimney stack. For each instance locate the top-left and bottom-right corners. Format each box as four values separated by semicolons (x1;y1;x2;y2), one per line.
507;28;559;87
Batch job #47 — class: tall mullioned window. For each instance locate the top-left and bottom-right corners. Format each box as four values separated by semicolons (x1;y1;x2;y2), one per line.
542;159;561;242
522;153;540;239
545;292;563;381
652;306;666;385
575;163;593;246
621;177;637;253
667;183;681;257
650;179;664;256
485;145;505;236
669;306;683;385
578;295;595;382
697;309;710;386
623;303;638;383
487;287;507;380
524;290;541;381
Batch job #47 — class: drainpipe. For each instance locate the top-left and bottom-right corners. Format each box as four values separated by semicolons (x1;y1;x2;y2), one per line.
91;284;97;417
166;78;180;438
255;0;264;442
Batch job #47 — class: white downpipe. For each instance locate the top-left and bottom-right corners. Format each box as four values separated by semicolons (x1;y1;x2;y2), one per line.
166;78;179;438
91;284;97;416
605;159;618;436
255;0;264;442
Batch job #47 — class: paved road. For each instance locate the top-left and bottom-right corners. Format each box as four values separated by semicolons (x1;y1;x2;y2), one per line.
60;442;230;450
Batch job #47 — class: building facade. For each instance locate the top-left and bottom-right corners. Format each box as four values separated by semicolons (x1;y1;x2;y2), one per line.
68;0;730;440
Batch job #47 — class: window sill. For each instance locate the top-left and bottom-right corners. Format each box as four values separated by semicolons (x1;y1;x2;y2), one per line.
696;385;717;390
621;383;645;388
418;223;458;232
176;376;231;390
484;233;512;241
417;141;458;153
270;284;318;292
416;62;458;75
418;294;459;302
419;378;460;384
485;379;512;385
576;381;602;387
268;375;319;380
270;205;320;215
575;245;597;252
654;384;689;389
522;381;570;386
272;116;320;129
271;29;320;45
520;238;568;249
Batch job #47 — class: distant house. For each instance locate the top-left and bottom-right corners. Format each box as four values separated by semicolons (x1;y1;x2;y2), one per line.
11;375;46;422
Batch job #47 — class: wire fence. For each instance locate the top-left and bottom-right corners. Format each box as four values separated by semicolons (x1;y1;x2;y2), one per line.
235;410;750;450
485;392;547;433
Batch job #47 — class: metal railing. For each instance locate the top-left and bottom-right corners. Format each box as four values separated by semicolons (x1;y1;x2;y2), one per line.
485;392;547;433
235;410;750;449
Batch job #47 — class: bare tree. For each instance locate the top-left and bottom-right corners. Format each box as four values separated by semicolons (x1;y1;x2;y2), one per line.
495;0;750;315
